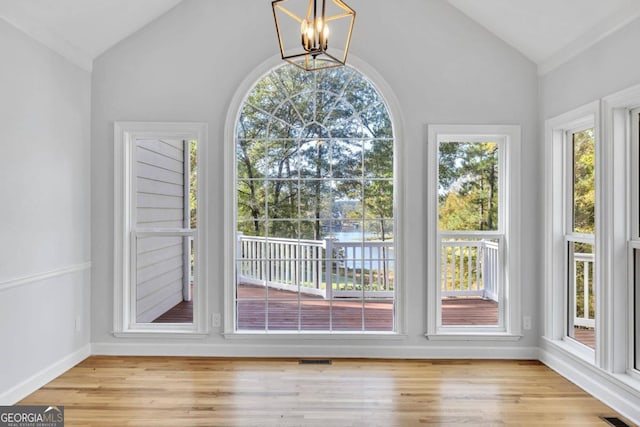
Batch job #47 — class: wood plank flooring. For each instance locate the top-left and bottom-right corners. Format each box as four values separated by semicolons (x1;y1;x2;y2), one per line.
18;357;631;426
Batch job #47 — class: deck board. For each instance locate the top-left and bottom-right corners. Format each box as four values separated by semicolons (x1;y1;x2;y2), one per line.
155;285;505;330
152;285;595;344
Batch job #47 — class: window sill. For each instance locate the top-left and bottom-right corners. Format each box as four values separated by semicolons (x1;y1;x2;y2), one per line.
223;331;407;340
113;330;209;339
425;332;523;341
541;336;595;364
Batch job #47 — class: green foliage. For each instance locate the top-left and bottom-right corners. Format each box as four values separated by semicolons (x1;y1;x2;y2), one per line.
189;140;197;229
236;64;394;241
439;142;498;231
572;129;595;234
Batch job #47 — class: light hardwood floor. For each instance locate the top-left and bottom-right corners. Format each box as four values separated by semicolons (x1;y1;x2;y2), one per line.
19;357;631;426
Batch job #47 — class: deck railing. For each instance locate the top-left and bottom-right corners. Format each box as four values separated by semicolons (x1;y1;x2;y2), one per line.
439;236;500;301
573;252;595;328
238;233;596;326
237;233;394;299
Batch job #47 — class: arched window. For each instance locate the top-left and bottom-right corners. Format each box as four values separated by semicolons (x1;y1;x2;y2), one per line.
233;64;396;333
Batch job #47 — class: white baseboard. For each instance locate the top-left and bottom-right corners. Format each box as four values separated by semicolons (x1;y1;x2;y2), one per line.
539;340;640;425
0;344;91;405
91;341;539;360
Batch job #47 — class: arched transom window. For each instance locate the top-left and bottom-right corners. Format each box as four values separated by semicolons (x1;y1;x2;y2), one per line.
234;64;396;333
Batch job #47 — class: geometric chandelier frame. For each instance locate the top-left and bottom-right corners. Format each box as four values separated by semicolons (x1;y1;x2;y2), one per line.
272;0;355;71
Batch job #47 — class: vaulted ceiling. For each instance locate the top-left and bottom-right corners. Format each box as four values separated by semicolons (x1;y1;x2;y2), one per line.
0;0;638;74
447;0;640;74
0;0;182;70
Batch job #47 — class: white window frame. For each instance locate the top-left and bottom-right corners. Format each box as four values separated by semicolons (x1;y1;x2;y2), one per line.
114;122;208;337
603;84;640;378
223;55;406;338
631;107;640;378
426;124;521;340
564;124;597;343
544;102;600;363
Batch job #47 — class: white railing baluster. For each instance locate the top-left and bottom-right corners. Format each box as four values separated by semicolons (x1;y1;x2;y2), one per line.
313;245;319;289
236;235;394;299
452;246;458;292
583;260;590;326
476;242;482;294
445;245;450;292
439;236;500;301
572;253;595;328
351;247;357;291
467;244;472;291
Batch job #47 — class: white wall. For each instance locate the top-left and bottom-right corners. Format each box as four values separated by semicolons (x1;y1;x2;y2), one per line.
0;18;91;403
91;0;539;355
540;18;640;120
539;17;640;424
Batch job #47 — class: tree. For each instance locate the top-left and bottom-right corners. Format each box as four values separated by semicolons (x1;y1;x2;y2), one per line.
189;140;198;229
236;64;394;243
572;129;595;234
438;142;498;231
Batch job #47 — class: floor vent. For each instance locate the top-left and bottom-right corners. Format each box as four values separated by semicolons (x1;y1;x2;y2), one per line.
601;416;631;427
299;359;332;365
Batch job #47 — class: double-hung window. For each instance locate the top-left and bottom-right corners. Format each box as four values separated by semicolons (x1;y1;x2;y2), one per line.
427;125;521;338
629;107;640;374
114;122;207;335
544;102;599;359
565;126;596;349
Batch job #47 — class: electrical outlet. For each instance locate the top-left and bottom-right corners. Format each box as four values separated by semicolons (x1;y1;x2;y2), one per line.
523;316;532;330
212;313;221;328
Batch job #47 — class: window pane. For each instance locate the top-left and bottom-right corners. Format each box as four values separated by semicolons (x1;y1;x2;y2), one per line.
136;138;185;229
235;64;395;332
567;241;595;348
266;179;300;220
331;139;362;179
264;139;299;179
636;110;640;370
133;137;196;325
136;235;192;323
572;129;595;234
637;111;640;237
189;140;197;229
438;142;499;232
635;249;640;371
440;237;499;326
438;140;502;328
364;300;394;331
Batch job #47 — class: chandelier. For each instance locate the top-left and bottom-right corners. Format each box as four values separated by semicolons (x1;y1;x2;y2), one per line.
272;0;356;71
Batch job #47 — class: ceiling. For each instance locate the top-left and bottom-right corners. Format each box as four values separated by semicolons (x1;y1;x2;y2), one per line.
0;0;638;74
447;0;640;74
0;0;183;70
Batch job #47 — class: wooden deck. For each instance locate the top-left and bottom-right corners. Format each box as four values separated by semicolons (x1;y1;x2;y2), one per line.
152;285;596;343
573;327;596;349
153;300;193;323
155;285;501;330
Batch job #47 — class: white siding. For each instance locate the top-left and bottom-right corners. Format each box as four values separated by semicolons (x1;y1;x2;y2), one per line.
135;139;186;322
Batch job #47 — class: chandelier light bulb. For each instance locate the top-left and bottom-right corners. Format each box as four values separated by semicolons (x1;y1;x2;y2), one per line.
321;24;329;50
273;0;355;71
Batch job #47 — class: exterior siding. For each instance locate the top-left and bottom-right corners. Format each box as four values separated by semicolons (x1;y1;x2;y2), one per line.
135;138;186;322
